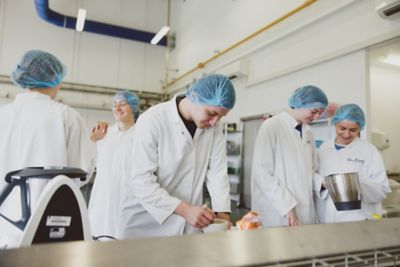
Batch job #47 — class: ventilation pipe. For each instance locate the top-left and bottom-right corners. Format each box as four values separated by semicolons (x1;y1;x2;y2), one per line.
34;0;167;46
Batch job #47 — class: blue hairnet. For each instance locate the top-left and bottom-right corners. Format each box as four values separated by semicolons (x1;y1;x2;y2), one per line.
186;74;236;109
112;90;140;119
332;104;365;130
288;85;328;109
11;50;66;89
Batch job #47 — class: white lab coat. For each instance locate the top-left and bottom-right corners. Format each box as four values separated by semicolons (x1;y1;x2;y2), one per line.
88;124;135;238
251;111;322;227
0;92;96;248
316;138;391;223
117;96;231;239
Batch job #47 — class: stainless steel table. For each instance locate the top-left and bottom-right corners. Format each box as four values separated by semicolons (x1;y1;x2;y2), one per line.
1;218;400;267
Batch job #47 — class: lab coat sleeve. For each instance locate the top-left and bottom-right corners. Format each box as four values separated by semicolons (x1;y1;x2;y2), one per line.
251;122;297;216
359;147;391;204
205;123;231;213
128;114;181;225
313;172;329;199
311;135;324;191
65;108;97;185
314;147;329;200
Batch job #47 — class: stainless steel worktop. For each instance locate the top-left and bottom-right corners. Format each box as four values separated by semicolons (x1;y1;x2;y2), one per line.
1;218;400;267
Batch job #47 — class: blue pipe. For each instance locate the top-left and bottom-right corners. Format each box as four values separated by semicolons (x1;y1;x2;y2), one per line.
34;0;167;46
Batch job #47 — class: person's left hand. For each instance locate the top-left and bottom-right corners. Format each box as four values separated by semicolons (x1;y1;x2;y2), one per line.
90;122;108;142
287;209;300;226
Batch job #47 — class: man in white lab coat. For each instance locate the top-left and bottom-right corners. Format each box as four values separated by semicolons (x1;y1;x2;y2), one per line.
88;90;140;239
251;85;328;227
317;104;390;223
0;50;96;248
117;74;235;239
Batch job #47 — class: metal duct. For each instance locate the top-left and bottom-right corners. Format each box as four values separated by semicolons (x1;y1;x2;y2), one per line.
34;0;167;46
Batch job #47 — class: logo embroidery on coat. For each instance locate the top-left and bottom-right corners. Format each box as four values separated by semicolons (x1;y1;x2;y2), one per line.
347;158;365;164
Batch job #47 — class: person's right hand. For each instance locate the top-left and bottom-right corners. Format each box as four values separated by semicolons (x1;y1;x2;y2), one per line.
90;122;108;142
175;202;216;228
287;209;300;226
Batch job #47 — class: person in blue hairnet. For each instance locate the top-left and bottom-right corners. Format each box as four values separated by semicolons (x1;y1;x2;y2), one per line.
0;50;96;248
316;104;390;223
117;74;235;239
88;90;140;239
251;85;328;227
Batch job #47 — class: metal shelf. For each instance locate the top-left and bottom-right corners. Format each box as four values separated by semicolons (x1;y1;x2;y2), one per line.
263;246;400;266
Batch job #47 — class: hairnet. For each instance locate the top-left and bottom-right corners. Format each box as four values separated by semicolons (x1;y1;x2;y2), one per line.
186;74;236;109
288;85;328;109
112;90;140;119
10;50;66;89
332;103;365;130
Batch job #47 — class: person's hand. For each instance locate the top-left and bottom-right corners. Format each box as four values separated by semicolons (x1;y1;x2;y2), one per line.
216;212;232;229
90;122;108;142
287;209;300;226
175;202;216;228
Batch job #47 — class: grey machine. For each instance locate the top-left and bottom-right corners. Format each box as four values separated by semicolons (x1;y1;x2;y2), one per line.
0;167;92;249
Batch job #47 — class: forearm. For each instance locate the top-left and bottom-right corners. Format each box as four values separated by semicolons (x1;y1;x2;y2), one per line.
174;201;190;217
175;201;216;228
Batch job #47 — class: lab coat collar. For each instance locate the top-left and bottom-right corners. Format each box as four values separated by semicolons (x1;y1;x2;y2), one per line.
112;123;135;135
109;124;119;134
281;110;300;130
279;110;305;144
326;137;361;150
347;138;361;148
15;92;52;102
170;94;184;124
169;95;204;142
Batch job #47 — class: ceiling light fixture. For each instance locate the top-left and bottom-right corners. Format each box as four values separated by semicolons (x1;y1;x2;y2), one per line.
76;8;87;32
151;26;170;45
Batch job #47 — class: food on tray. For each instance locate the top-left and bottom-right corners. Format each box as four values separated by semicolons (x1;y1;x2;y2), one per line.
236;211;261;230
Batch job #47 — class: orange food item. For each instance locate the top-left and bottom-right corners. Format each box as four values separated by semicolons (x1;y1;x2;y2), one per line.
236;211;261;230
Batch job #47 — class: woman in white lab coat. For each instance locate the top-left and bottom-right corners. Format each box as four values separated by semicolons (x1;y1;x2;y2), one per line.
317;104;390;223
117;74;235;239
88;90;140;239
251;85;328;227
0;50;96;248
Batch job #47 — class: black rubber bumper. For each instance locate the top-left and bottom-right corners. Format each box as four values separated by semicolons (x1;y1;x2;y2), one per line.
334;200;361;211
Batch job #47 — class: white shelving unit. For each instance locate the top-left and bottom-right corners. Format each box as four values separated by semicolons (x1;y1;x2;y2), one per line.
224;123;243;207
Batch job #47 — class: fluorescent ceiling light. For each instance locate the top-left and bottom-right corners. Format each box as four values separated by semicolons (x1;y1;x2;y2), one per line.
76;8;87;32
380;53;400;66
151;26;170;45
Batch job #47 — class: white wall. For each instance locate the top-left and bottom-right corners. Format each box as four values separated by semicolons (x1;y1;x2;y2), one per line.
0;0;169;126
169;0;306;76
168;0;400;97
370;64;400;172
0;0;168;93
224;50;369;125
1;0;400;132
